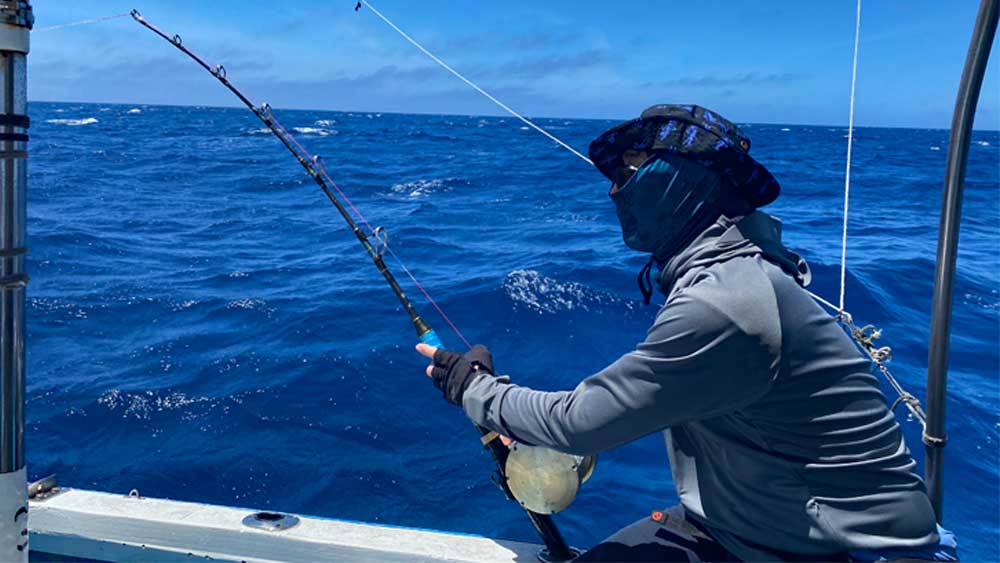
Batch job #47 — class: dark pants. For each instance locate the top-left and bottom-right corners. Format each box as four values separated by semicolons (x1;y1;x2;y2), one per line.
574;506;740;562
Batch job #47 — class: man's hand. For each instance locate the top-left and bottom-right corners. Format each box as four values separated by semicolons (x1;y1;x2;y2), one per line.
415;343;494;407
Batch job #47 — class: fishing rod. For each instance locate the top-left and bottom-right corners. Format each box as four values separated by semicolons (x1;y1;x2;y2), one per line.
129;10;576;561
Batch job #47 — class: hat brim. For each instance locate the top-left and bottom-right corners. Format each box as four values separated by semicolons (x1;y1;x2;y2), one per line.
588;116;780;208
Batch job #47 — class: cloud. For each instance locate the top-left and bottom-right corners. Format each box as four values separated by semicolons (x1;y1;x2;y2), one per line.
477;49;613;81
643;72;804;89
435;29;582;54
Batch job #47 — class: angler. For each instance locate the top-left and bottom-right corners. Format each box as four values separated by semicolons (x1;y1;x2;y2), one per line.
418;104;960;562
129;10;578;561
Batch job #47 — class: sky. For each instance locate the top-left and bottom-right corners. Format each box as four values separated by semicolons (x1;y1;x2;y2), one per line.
30;1;1000;129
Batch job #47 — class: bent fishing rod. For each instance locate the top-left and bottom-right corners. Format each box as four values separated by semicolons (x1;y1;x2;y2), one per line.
129;10;575;561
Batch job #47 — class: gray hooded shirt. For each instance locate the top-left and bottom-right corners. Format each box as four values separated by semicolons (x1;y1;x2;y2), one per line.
462;212;938;560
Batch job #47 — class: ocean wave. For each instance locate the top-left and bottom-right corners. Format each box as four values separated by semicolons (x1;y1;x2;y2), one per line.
170;299;198;312
406;130;458;141
98;389;211;421
963;290;999;311
45;117;98;126
315;119;336;126
292;126;337;136
127;108;142;114
226;298;270;311
390;178;453;197
503;269;632;314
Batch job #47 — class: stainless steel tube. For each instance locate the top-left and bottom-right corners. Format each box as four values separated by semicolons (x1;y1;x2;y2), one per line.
0;0;31;476
924;0;997;522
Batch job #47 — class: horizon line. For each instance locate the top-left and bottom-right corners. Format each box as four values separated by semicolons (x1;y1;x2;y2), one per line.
31;99;1000;134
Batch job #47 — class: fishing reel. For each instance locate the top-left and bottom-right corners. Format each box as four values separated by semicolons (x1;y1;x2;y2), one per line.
504;443;596;514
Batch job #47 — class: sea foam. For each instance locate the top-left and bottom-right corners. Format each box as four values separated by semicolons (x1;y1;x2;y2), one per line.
45;117;98;126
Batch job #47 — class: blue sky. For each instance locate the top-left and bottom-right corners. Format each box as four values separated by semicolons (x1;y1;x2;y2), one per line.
31;1;1000;129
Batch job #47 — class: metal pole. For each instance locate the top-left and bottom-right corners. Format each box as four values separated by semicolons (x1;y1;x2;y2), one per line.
0;0;30;559
924;0;997;523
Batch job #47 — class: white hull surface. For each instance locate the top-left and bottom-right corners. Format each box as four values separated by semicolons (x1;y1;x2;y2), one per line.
29;488;544;562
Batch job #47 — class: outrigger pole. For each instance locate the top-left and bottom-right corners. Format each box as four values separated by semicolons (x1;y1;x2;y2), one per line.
925;0;997;521
0;1;31;560
129;11;576;562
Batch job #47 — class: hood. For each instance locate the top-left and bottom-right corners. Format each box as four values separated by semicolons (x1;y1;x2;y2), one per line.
657;211;811;297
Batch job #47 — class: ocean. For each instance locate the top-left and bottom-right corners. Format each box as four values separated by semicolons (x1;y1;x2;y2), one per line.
26;101;999;560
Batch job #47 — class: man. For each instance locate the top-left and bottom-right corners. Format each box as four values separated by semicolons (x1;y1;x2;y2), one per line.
416;105;957;562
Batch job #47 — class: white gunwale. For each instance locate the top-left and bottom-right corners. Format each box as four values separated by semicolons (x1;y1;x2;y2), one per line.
29;488;545;562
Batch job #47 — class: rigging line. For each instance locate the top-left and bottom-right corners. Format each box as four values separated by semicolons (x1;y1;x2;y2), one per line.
839;0;862;311
357;0;594;166
807;289;841;314
35;12;131;33
809;291;927;426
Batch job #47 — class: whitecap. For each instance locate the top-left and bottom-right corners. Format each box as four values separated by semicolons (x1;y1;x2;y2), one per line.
930;146;941;151
45;117;98;126
227;298;267;310
171;300;198;311
390;178;448;198
246;127;271;135
126;108;142;114
520;126;530;130
503;269;631;314
99;389;210;420
780;127;791;132
314;119;336;126
975;140;990;146
292;126;337;136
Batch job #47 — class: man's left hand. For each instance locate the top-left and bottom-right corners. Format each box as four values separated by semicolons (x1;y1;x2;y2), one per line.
416;343;494;406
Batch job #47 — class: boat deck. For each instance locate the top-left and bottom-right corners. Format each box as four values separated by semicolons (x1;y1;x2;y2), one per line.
29;488;545;562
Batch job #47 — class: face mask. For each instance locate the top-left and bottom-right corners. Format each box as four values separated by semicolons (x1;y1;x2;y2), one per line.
610;153;726;261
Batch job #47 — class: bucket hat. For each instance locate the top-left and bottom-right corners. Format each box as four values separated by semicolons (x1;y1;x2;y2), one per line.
589;104;780;207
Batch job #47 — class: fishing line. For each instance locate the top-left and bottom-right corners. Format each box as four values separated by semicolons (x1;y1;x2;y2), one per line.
356;0;594;166
356;0;925;435
35;12;131;33
128;9;457;349
839;0;862;311
268;116;473;349
130;11;574;560
797;1;924;429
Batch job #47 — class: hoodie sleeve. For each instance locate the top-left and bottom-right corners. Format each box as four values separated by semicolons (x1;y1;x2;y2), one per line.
462;287;780;456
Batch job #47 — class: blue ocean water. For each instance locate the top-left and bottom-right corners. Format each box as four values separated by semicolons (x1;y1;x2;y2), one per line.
26;102;998;560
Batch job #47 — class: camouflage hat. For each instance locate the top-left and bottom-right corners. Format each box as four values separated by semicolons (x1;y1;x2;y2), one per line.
589;104;780;208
